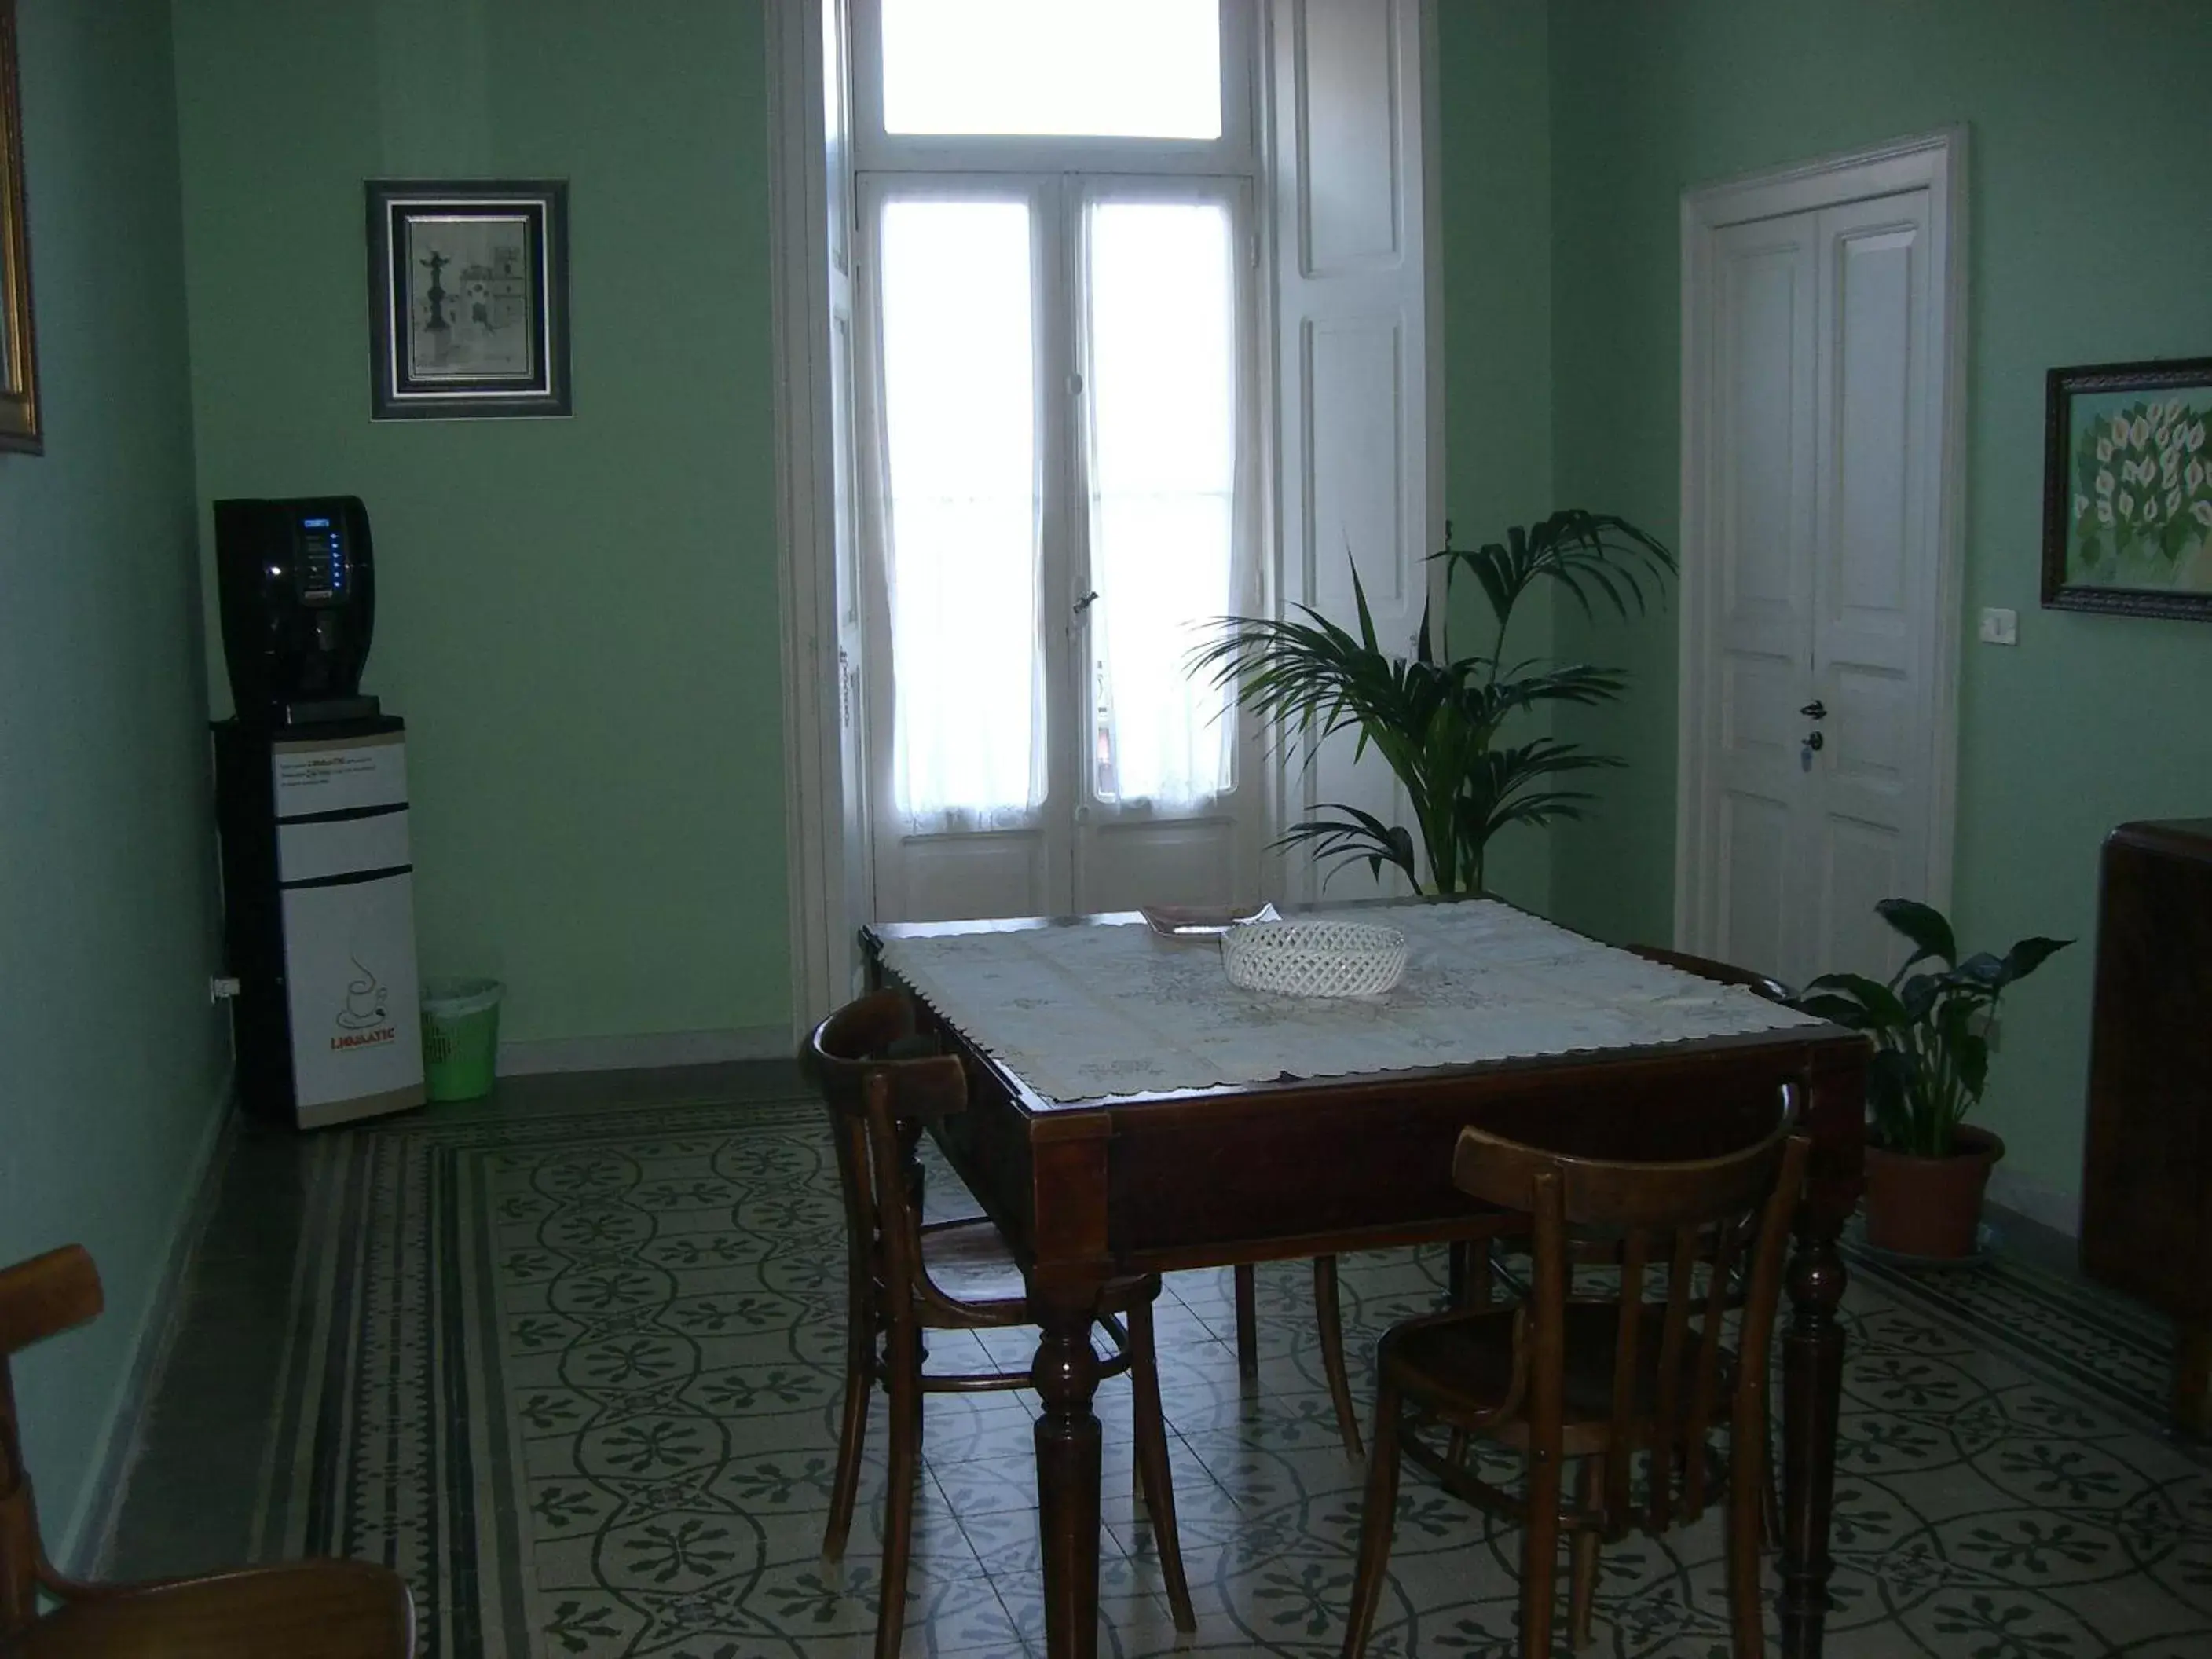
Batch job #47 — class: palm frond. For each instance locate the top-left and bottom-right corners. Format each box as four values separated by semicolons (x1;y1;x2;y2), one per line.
1196;511;1672;895
1273;809;1422;892
1434;509;1676;635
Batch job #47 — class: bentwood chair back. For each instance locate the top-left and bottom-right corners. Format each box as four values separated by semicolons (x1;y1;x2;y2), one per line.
0;1246;415;1659
804;991;1196;1656
1340;1095;1809;1657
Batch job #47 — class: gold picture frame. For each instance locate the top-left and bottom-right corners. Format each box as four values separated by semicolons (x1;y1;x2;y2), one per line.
0;0;38;456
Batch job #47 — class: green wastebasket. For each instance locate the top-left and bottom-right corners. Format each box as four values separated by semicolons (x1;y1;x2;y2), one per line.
421;977;503;1101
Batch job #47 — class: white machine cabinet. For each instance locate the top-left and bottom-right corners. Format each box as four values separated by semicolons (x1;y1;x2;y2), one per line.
214;720;425;1126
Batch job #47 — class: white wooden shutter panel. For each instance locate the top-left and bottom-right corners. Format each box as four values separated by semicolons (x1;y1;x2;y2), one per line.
1268;0;1434;900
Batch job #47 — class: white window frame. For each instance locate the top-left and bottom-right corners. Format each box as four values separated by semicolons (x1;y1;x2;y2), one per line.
848;0;1261;179
772;1;1442;1033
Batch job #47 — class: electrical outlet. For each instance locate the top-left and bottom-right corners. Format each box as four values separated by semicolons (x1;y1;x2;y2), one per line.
1978;606;2019;646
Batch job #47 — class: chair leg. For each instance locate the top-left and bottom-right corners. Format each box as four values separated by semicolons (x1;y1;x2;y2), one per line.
822;1317;875;1561
1568;1457;1601;1650
1338;1379;1401;1658
1760;1420;1782;1551
875;1325;923;1659
1728;1415;1767;1659
1518;1445;1564;1658
1448;1238;1498;1310
1234;1263;1259;1379
1126;1296;1197;1634
1313;1256;1364;1459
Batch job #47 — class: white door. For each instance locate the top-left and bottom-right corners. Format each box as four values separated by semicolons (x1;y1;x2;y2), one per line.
855;174;1265;924
847;2;1276;925
1679;141;1961;989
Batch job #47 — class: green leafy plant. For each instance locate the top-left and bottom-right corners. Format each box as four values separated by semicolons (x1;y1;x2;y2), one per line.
1793;899;2071;1159
1190;511;1672;895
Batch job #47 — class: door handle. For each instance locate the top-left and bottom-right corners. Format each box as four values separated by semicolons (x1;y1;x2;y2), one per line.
1800;699;1827;720
1073;590;1099;617
1802;730;1826;752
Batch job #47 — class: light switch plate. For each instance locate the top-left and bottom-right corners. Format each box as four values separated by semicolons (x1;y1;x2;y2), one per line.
1978;606;2019;646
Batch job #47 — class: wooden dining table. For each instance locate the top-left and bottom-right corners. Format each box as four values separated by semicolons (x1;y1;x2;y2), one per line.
863;904;1869;1659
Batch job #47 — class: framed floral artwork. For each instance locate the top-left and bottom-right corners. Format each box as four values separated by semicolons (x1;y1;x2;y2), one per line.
2042;357;2212;621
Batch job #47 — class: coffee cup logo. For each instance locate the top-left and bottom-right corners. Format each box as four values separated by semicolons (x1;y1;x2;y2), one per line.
336;952;390;1031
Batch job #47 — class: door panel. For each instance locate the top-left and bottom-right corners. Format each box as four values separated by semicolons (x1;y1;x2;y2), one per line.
1702;214;1817;982
899;832;1053;924
1073;181;1262;913
1816;815;1906;983
1270;0;1431;899
862;180;1065;922
1087;815;1240;910
1808;192;1936;983
1717;793;1791;979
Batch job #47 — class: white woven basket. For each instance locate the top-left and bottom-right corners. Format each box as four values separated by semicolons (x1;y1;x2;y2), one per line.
1220;919;1407;998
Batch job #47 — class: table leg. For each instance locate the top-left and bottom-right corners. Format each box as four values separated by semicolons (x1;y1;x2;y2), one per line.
2176;1320;2212;1436
1778;1218;1847;1658
1233;1263;1258;1379
1032;1296;1104;1659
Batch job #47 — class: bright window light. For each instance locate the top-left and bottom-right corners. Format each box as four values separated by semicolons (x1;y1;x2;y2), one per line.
876;198;1046;823
881;0;1222;140
1083;199;1239;806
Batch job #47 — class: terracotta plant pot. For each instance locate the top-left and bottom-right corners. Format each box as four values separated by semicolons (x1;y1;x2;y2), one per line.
1862;1125;2005;1258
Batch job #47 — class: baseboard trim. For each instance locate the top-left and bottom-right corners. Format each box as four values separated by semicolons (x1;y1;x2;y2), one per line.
1987;1166;2079;1238
497;1026;792;1077
60;1064;236;1577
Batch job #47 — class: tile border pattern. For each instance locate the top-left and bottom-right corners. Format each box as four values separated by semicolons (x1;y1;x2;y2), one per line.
247;1097;2212;1657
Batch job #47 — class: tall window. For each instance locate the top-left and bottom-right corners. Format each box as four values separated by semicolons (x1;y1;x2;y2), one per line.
854;1;1256;838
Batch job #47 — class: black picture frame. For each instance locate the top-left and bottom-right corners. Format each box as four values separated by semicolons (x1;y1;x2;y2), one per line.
2042;356;2212;621
365;179;569;420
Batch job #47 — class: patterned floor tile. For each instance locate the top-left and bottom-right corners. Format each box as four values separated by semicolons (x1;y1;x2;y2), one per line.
104;1092;2207;1657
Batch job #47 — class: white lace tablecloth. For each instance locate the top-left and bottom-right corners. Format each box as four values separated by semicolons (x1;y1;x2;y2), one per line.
873;900;1822;1104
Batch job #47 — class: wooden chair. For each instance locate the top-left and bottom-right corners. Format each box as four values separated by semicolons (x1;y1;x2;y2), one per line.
804;991;1196;1657
1232;1259;1366;1454
1229;1239;1492;1460
1339;1100;1810;1657
0;1245;414;1659
1467;944;1793;1518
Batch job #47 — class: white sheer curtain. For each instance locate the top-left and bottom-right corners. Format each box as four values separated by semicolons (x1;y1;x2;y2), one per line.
1082;196;1242;809
876;197;1046;829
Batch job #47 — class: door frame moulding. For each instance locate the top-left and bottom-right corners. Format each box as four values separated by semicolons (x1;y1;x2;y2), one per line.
771;2;1449;1032
768;0;850;1040
1672;126;1968;956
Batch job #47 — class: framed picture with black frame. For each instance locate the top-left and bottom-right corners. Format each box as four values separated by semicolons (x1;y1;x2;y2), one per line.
2042;356;2212;621
0;0;41;456
365;179;570;420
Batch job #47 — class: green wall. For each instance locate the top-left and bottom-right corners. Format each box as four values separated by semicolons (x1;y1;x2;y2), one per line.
1434;0;1557;911
169;0;788;1049
1544;0;2212;1206
0;0;227;1561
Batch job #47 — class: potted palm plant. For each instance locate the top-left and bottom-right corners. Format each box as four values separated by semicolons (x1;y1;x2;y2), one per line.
1191;511;1673;895
1795;899;2071;1258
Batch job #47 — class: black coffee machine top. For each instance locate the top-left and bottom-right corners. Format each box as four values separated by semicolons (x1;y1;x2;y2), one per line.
216;496;379;731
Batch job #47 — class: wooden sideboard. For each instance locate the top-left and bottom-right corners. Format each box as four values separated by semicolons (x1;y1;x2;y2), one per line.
2080;819;2212;1433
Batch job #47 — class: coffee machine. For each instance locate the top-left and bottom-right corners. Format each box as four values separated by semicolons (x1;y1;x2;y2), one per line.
215;496;381;728
211;496;424;1127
